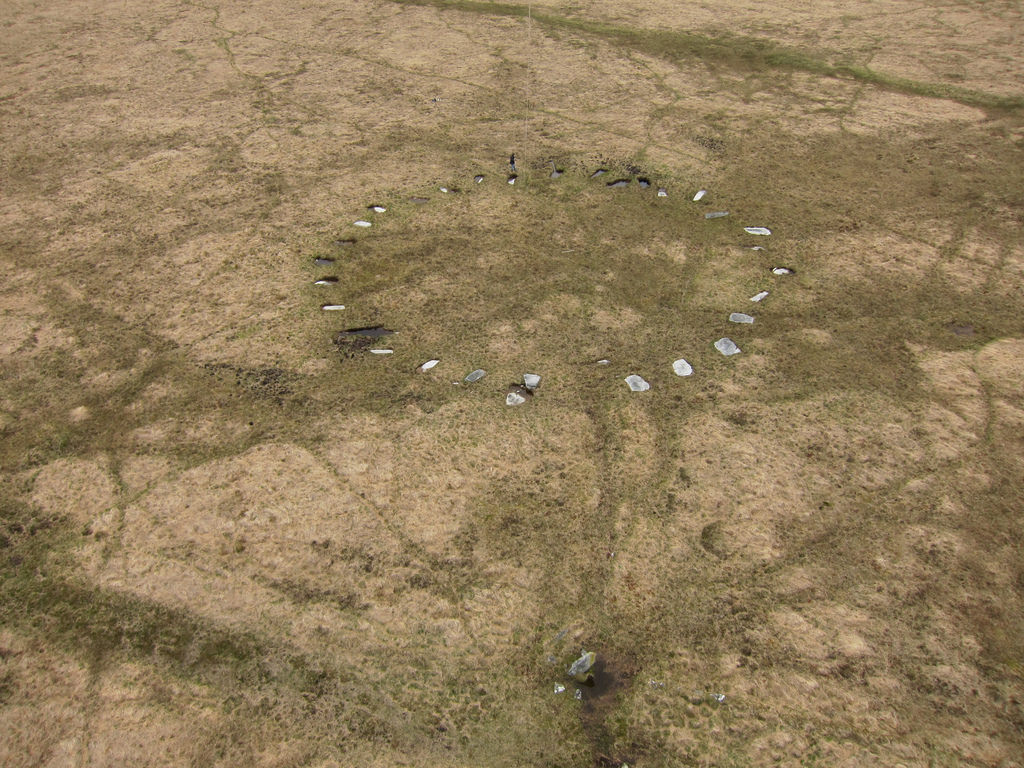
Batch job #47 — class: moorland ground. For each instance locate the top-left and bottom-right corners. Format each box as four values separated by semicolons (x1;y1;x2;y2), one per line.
1;0;1023;765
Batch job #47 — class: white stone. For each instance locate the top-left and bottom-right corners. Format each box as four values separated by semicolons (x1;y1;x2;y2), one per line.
744;227;771;235
625;375;650;392
750;291;769;302
418;359;440;372
729;312;754;324
354;220;372;227
693;189;706;201
672;359;693;376
523;373;541;390
715;338;741;356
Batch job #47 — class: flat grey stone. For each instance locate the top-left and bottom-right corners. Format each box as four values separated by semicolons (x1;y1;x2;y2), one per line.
625;374;650;392
715;338;741;356
465;369;486;383
729;312;754;324
672;359;693;376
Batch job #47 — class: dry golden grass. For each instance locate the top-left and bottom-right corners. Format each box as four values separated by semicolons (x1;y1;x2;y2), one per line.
2;0;1023;766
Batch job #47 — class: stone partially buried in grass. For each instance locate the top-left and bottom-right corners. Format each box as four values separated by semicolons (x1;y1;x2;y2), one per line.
672;358;693;376
353;220;372;228
568;650;596;682
729;312;754;324
417;359;440;372
313;276;338;285
625;374;650;392
750;291;769;302
523;373;541;390
743;227;771;235
705;211;729;219
505;384;532;406
715;338;741;356
465;369;486;383
321;304;345;311
314;257;335;266
607;179;630;188
772;266;794;275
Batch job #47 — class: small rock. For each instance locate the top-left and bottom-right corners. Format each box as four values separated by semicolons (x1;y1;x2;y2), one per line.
321;304;345;311
729;312;754;324
568;650;596;680
693;189;706;201
715;338;741;356
353;220;372;228
625;374;650;392
523;373;541;390
657;188;668;197
672;358;693;376
554;683;566;694
772;267;794;275
705;211;729;219
465;369;486;383
417;359;440;372
750;291;769;302
743;227;771;235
